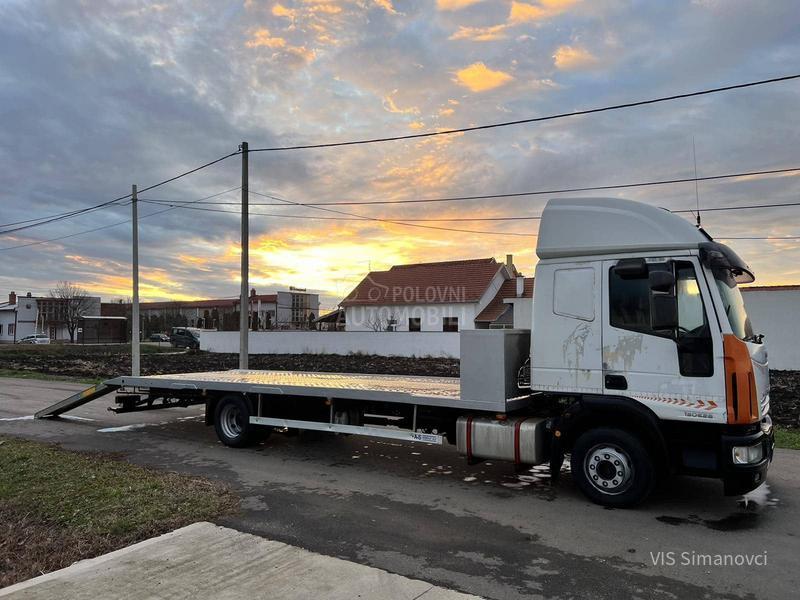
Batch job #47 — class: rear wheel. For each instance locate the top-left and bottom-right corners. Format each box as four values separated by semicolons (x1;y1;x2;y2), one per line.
214;395;265;447
570;427;655;508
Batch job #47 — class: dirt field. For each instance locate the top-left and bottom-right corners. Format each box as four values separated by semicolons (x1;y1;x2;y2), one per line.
0;344;796;427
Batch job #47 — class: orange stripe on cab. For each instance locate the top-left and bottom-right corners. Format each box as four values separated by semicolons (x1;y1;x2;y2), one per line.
723;334;759;425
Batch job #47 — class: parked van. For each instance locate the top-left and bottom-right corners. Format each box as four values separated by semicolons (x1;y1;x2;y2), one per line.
170;327;200;349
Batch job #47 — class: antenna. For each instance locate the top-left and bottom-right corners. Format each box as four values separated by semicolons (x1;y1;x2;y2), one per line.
692;136;701;227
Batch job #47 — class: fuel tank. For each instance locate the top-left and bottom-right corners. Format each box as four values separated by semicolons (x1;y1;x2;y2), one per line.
456;416;547;464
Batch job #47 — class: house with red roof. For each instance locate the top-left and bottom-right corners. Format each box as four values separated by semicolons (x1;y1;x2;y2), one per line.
340;256;533;332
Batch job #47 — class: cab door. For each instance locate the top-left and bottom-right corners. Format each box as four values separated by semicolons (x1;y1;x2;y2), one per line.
601;257;724;422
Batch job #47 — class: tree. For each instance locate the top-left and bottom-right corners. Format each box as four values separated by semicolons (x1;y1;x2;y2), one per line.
50;281;93;343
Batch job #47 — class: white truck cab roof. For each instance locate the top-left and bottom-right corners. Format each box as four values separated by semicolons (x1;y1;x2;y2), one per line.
536;197;709;260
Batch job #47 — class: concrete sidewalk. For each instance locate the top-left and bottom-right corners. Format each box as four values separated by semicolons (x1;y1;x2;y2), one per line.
0;522;478;599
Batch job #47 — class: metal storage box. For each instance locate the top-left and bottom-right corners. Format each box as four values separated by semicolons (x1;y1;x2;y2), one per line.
459;329;531;412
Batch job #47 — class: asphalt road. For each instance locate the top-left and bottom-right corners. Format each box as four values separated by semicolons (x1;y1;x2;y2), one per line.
1;377;797;599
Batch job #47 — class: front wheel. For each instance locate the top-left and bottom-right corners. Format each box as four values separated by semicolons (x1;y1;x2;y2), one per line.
570;427;655;508
214;395;264;447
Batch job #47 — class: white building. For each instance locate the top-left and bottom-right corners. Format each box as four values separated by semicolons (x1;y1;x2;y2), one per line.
742;285;800;371
0;292;38;343
340;256;533;332
0;291;104;343
138;288;320;332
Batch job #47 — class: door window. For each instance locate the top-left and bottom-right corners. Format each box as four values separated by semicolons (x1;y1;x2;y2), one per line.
609;267;655;334
676;264;713;377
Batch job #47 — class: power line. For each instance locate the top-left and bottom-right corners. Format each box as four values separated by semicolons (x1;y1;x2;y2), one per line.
143;190;800;241
0;151;241;236
251;189;537;237
0;187;241;252
139;199;539;222
145;166;800;208
672;199;800;213
6;73;799;233
141;195;538;237
720;236;800;240
248;74;800;152
0;198;129;235
7;73;798;233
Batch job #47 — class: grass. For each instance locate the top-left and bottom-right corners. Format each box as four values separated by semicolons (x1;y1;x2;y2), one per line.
0;368;99;385
0;436;237;587
775;426;800;450
0;343;177;356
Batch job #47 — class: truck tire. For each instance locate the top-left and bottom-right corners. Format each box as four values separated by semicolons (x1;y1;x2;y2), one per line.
214;395;261;448
570;427;655;508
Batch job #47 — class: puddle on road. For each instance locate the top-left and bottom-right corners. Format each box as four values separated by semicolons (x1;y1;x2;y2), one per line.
656;483;778;531
97;423;148;433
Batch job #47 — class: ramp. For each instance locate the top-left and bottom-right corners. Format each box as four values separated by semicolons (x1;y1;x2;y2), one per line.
34;382;119;419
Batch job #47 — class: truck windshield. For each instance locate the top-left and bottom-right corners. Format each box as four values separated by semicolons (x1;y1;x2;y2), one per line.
713;269;754;341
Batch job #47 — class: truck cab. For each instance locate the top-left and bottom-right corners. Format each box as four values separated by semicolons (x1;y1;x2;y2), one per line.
530;197;773;505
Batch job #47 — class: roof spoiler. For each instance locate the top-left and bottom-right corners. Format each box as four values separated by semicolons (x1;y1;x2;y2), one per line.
699;242;755;284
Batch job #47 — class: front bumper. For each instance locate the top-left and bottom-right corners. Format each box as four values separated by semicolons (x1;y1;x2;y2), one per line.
720;422;774;496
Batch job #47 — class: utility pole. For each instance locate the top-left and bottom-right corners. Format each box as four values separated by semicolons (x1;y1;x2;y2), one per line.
131;184;140;377
239;142;249;370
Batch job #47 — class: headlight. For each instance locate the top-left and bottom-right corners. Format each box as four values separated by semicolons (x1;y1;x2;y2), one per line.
732;444;764;465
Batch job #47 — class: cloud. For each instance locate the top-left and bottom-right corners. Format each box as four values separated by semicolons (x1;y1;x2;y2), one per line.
373;0;398;14
454;62;514;92
552;44;599;70
2;0;800;302
271;4;297;19
449;24;509;42
508;0;578;24
437;0;485;11
245;28;287;49
382;91;420;115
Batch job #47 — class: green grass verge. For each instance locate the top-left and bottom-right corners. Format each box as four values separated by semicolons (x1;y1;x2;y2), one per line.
0;436;237;586
0;368;99;385
775;426;800;450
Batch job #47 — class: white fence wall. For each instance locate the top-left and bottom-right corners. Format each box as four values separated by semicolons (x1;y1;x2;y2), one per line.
200;331;460;358
200;288;799;369
742;288;800;371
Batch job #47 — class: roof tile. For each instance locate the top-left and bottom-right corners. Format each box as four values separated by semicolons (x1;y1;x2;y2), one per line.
475;277;534;322
341;258;504;306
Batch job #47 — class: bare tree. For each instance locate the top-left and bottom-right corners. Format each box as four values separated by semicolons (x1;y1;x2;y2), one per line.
366;314;386;332
50;281;93;343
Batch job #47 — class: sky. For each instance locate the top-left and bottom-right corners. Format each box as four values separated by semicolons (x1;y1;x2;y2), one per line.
0;0;799;313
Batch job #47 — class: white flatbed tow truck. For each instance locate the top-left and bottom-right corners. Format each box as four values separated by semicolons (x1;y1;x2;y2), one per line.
36;197;774;507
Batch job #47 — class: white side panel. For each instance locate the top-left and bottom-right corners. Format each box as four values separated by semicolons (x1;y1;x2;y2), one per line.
531;261;603;394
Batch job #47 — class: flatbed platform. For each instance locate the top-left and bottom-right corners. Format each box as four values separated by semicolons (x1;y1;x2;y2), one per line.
105;370;528;413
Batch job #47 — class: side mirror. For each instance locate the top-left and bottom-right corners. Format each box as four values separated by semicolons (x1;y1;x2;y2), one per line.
651;294;678;332
649;270;675;292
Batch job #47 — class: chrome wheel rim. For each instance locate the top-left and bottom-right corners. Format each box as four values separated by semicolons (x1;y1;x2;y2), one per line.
584;444;634;495
220;404;244;439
